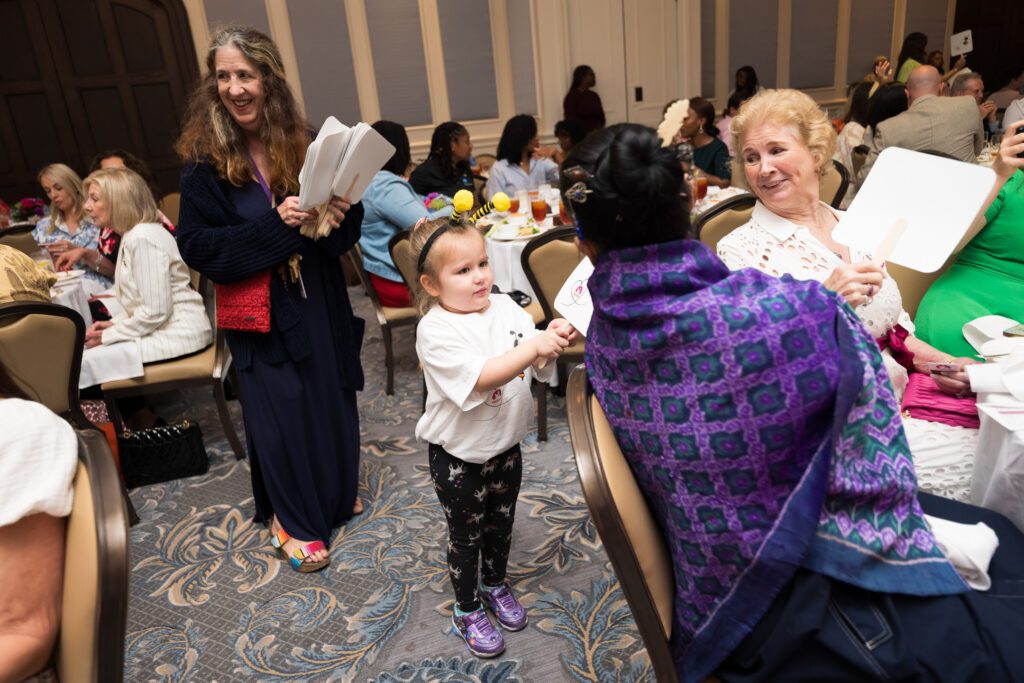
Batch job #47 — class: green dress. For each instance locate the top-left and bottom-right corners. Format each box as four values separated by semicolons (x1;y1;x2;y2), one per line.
915;170;1024;358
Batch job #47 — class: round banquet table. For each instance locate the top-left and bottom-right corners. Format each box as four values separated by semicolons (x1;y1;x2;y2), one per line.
485;235;538;301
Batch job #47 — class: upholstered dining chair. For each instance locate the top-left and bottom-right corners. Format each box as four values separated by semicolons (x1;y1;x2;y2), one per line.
0;301;141;524
695;193;758;253
344;243;417;395
56;428;130;683
100;275;246;459
388;230;419;300
0;301;91;428
521;226;587;440
0;222;38;255
566;366;679;682
820;159;850;209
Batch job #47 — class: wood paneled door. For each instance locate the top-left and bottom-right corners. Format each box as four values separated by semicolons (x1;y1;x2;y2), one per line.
0;0;198;201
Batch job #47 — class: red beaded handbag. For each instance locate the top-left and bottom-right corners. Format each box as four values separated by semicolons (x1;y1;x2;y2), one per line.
215;269;271;333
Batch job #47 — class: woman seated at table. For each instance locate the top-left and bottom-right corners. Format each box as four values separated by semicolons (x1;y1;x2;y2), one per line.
409;121;475;199
569;122;1024;683
56;150;176;321
485;114;559;200
0;358;78;683
32;163;110;294
716;89;987;501
361;121;453;308
678;97;731;188
914;122;1024;358
80;168;211;363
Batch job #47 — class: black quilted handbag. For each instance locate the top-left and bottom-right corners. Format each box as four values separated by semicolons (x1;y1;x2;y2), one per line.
119;419;208;488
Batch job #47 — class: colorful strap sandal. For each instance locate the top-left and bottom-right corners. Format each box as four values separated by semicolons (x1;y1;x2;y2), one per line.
270;528;331;573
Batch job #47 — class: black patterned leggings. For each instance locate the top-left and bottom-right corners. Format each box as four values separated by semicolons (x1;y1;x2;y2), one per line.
429;443;523;612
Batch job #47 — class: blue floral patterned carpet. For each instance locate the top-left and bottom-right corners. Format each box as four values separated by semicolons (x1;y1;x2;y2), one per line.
124;287;652;682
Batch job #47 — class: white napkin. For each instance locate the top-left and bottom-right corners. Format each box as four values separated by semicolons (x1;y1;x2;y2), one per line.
79;341;144;389
968;347;1024;400
963;315;1024;359
925;514;999;591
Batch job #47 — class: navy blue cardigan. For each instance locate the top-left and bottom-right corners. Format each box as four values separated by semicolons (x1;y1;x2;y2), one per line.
176;161;365;390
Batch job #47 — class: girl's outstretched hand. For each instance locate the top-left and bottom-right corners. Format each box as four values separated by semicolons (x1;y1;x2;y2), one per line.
547;318;580;344
532;328;569;361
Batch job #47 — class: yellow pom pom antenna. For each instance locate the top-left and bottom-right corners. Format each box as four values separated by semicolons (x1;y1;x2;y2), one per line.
491;192;510;212
450;189;475;222
469;192;511;223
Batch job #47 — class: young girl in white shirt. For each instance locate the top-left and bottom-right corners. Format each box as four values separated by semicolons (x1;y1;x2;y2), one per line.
412;217;577;658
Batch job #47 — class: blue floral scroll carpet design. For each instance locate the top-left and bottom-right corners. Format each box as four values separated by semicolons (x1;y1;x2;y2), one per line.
124;288;652;682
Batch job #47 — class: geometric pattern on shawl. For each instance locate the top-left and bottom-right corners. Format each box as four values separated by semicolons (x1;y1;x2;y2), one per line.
584;239;965;683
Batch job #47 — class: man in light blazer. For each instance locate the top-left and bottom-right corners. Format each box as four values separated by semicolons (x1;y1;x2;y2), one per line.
858;65;984;184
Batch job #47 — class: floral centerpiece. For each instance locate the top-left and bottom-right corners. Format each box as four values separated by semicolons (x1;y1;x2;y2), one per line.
423;192;451;211
10;197;46;224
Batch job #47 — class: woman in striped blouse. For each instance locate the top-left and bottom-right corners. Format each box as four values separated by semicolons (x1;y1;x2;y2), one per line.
80;168;211;362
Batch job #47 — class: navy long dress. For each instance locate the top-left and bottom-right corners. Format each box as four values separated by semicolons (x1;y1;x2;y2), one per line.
176;162;364;545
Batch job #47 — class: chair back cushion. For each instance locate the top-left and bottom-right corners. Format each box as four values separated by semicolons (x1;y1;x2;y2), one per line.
0;225;39;255
0;305;81;413
886;257;953;321
389;231;421;297
698;205;755;253
819;162;844;207
589;392;675;636
159;192;181;226
523;230;583;322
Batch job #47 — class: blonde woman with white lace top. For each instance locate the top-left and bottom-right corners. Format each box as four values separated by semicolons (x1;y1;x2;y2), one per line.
717;89;979;501
81;168;211;363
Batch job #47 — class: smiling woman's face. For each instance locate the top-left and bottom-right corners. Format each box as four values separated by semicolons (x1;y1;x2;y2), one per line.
740;121;821;215
214;44;264;133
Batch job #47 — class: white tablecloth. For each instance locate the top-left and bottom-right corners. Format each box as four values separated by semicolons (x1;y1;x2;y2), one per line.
486;237;538;300
51;281;93;326
79;341;144;389
971;393;1024;531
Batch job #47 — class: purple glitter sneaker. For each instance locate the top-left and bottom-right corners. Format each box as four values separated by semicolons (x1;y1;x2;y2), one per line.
480;583;529;631
451;608;505;658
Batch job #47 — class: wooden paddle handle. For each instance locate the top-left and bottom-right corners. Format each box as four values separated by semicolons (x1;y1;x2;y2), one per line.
873;218;909;264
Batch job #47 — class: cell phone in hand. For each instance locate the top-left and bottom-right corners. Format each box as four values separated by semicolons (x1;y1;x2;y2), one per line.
926;361;963;373
1018;126;1024;159
1003;323;1024;337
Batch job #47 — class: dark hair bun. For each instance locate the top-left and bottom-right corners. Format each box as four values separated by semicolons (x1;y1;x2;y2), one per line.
595;125;683;221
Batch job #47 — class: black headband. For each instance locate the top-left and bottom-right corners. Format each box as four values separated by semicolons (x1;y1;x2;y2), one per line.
416;225;450;273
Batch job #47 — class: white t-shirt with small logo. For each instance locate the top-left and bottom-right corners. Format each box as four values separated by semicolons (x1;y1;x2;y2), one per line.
415;294;554;463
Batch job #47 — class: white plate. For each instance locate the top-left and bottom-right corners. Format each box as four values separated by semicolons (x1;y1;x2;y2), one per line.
54;269;85;280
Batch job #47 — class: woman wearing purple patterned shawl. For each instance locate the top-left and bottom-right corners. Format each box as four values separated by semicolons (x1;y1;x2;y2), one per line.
563;124;1024;682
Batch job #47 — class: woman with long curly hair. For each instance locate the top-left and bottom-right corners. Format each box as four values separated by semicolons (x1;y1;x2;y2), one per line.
174;25;365;573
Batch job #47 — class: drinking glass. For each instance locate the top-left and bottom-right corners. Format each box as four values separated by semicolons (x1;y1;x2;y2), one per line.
515;189;529;214
531;196;548;222
693;170;709;202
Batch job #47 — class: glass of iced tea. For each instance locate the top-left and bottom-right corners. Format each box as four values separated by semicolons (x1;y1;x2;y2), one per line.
531;196;548;222
693;171;708;202
508;196;520;213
